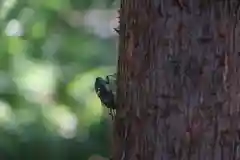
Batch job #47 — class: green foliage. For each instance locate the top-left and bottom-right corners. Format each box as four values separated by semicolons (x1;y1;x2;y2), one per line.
0;0;118;159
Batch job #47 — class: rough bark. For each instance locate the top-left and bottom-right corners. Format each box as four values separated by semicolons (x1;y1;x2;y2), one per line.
113;0;240;160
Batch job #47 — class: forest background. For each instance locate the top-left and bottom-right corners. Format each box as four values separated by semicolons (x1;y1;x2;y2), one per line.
0;0;118;159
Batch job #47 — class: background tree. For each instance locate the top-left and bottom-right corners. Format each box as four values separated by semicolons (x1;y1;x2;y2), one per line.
114;0;240;159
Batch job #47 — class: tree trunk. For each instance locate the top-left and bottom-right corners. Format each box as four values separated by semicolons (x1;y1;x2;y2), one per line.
113;0;240;160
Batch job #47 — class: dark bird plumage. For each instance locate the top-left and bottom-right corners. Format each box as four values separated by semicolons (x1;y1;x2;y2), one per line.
94;77;116;109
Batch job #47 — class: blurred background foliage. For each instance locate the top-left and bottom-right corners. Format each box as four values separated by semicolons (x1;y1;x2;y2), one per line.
0;0;119;159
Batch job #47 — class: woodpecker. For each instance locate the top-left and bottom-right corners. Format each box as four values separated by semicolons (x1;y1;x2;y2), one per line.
94;74;117;118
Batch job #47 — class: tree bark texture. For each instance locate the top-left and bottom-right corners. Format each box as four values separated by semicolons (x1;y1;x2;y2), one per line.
113;0;240;160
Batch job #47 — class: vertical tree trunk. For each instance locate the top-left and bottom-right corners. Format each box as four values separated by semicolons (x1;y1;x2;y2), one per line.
113;0;240;160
